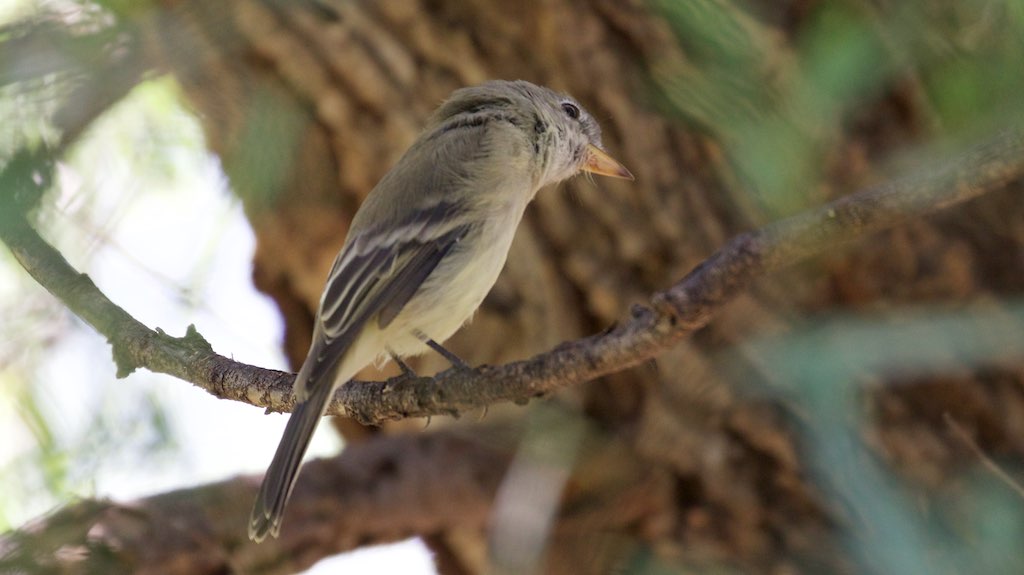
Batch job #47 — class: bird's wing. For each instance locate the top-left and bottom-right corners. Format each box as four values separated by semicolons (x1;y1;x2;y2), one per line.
295;200;470;399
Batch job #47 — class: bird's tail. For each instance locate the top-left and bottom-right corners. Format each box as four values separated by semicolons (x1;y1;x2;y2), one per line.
248;377;335;542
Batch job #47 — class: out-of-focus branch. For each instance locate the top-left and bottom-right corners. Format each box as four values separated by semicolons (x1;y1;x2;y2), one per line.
2;130;1023;425
1;16;146;152
0;431;509;575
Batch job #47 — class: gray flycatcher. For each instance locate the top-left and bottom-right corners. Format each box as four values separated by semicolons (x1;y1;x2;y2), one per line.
249;79;633;542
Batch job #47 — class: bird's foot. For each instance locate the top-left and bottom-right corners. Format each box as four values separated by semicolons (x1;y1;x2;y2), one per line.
414;330;471;370
388;350;420;382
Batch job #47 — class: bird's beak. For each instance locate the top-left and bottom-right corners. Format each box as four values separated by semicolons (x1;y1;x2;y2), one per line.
583;144;634;180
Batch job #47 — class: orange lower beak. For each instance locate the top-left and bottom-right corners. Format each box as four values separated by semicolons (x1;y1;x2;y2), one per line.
583;144;634;180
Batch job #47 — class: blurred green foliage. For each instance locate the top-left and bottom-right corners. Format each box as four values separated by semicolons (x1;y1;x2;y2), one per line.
741;305;1024;574
0;6;204;527
654;0;1024;217
650;0;1024;572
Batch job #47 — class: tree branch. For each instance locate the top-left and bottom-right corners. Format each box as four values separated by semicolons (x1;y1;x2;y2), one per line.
2;130;1023;425
0;431;510;575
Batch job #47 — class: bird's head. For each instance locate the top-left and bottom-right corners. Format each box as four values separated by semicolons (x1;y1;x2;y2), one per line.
434;80;633;188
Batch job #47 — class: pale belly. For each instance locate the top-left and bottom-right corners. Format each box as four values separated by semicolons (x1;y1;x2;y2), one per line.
381;215;519;358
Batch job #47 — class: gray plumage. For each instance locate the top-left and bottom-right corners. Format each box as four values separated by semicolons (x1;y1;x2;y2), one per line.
248;80;631;542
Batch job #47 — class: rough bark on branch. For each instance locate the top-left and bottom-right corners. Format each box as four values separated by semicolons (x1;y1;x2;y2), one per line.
0;431;509;575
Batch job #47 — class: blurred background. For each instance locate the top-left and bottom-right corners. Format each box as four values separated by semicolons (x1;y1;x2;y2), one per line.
2;0;1024;573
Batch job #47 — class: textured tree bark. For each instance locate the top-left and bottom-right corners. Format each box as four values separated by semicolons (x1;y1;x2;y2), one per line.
17;0;1019;573
4;432;509;575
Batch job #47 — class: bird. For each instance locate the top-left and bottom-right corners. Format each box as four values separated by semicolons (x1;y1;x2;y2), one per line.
248;79;633;542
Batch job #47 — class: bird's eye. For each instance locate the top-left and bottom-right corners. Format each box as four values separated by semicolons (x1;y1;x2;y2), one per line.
561;102;581;120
